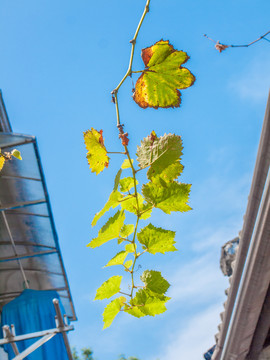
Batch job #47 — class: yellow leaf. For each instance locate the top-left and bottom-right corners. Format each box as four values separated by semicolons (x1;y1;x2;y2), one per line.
84;128;109;175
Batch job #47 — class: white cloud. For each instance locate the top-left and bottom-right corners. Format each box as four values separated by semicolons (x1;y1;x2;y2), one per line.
229;56;270;102
168;256;228;307
155;303;223;360
191;225;240;252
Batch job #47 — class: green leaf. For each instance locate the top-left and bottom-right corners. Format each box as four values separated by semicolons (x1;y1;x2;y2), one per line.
137;223;177;254
120;224;134;238
104;251;128;267
124;305;146;318
114;169;122;191
136;132;183;182
84;128;109;175
120;194;140;214
133;40;195;109
0;155;5;171
125;243;136;253
91;190;123;227
140;203;153;220
142;179;191;214
141;270;170;294
11;149;22;160
124;260;133;269
119;177;138;192
152;162;183;183
117;238;125;245
95;275;122;300
88;210;125;248
121;159;133;169
132;289;169;316
102;297;125;329
119;193;152;219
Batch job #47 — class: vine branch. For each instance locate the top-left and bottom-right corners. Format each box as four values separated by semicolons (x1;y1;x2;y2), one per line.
111;0;150;125
204;30;270;53
110;0;151;301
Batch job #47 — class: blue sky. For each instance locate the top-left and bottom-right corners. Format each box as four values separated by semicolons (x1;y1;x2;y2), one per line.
0;0;270;359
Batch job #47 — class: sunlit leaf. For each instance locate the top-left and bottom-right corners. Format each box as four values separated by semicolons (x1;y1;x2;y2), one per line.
95;275;122;300
88;210;125;248
137;132;183;182
124;260;133;269
125;243;136;253
0;155;5;171
84;128;109;175
124;305;146;318
120;194;141;215
120;177;138;192
103;297;125;329
152;162;183;183
133;40;195;109
120;224;134;238
91;190;123;227
92;169;124;226
141;270;170;294
11;149;22;160
121;159;133;169
104;251;128;267
114;169;122;191
137;223;177;254
131;289;169;316
142;179;191;214
140;203;153;220
120;193;152;219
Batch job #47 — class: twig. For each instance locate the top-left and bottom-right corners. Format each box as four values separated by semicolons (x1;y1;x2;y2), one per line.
204;30;270;53
119;291;132;297
111;0;150;125
107;151;126;154
136;249;148;258
118;236;132;243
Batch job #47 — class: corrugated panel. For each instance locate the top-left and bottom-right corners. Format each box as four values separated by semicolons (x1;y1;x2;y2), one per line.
0;133;76;321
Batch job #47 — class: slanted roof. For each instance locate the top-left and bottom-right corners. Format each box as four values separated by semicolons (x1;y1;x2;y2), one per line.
0;94;76;321
211;92;270;360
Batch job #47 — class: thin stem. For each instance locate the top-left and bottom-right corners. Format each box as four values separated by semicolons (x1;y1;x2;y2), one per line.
121;145;142;299
139;205;154;217
118;195;136;204
125;146;140;213
114;0;150;92
204;30;270;48
132;70;143;74
107;151;126;155
130;216;140;299
112;0;150;125
119;291;132;297
232;30;270;47
119;236;132;243
120;304;144;311
137;249;148;258
114;91;121;127
123;265;132;273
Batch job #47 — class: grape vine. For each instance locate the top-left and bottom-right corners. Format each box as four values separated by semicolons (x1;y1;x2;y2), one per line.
84;0;195;329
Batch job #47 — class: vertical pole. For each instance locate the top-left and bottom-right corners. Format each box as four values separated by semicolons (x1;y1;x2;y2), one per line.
53;299;73;360
2;325;20;356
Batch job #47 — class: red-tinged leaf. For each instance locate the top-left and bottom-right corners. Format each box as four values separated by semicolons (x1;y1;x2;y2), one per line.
84;128;110;175
133;40;195;109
